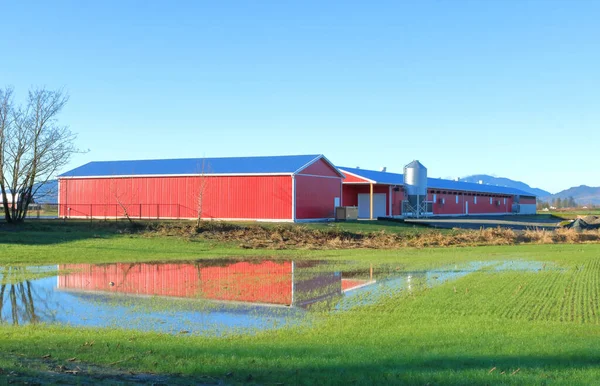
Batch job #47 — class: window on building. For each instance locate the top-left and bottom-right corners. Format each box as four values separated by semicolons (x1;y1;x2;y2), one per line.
490;197;493;205
456;195;459;204
474;196;477;204
433;194;437;203
504;198;507;205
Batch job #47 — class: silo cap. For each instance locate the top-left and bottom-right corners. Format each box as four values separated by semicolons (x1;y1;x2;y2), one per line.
404;160;427;169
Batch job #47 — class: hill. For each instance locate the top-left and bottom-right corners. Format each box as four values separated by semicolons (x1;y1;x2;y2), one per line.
548;185;600;206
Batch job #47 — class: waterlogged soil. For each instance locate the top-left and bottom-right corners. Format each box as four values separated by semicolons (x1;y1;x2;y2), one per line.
0;259;553;335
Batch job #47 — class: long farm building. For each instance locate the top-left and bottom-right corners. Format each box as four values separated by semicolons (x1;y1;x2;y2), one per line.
58;154;536;221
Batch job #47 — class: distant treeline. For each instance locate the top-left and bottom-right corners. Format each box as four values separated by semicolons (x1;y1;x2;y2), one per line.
537;196;597;210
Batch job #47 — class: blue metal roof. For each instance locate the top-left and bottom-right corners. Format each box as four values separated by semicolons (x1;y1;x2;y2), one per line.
60;155;338;177
338;167;536;197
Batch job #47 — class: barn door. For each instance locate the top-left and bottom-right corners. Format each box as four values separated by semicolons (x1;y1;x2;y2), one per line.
358;193;386;219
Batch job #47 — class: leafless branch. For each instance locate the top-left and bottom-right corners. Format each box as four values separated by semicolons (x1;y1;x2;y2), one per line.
0;86;78;223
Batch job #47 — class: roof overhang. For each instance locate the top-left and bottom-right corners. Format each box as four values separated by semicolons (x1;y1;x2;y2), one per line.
338;169;376;184
58;172;294;179
293;155;345;178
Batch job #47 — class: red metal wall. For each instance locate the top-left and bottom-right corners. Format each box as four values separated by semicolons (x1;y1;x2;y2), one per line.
342;184;394;216
341;173;369;183
295;175;342;219
391;188;404;216
520;196;536;205
58;261;293;305
299;159;341;177
341;184;517;217
428;191;513;215
59;175;293;220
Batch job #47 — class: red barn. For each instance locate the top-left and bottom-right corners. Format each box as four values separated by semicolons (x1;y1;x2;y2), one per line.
58;154;344;222
338;166;537;219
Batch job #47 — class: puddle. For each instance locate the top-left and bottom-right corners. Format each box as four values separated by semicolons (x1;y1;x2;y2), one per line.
0;259;551;335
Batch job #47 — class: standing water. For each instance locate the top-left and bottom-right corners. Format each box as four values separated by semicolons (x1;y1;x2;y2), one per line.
0;259;550;335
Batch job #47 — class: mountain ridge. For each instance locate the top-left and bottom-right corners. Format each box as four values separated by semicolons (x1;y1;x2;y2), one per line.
460;174;551;197
461;174;600;206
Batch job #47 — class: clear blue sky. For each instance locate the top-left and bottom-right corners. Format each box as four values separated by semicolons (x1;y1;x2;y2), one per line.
2;0;598;193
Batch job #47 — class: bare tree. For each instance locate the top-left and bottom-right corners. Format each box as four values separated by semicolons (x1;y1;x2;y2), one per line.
0;87;77;223
110;177;135;224
195;159;209;228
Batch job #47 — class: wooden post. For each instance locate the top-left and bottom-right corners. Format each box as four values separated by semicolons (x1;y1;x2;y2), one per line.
139;204;142;219
370;183;374;220
370;264;373;280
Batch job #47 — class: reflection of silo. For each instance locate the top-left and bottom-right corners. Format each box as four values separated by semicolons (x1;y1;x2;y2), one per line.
403;160;428;218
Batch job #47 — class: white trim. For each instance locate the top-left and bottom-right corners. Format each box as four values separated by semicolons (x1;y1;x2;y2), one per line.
388;186;392;216
337;169;377;184
293;156;321;175
319;154;347;178
292;155;345;178
292;175;296;222
295;173;343;179
57;179;61;212
58;172;293;179
340;180;343;207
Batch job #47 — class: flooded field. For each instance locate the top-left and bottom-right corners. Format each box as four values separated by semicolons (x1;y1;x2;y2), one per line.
0;259;552;335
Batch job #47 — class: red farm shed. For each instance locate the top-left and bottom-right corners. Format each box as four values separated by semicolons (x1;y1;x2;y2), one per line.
58;154;344;222
338;166;536;219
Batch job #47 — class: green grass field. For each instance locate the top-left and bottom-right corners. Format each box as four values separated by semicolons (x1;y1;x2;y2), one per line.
546;209;600;220
2;221;600;384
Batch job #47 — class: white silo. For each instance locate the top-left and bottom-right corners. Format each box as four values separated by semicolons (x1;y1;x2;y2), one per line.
403;160;428;218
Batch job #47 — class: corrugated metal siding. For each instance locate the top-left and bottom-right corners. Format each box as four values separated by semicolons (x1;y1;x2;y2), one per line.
391;188;403;216
520;197;536;205
295;175;342;219
58;261;293;305
428;191;513;215
342;185;392;216
298;159;341;177
58;175;292;220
